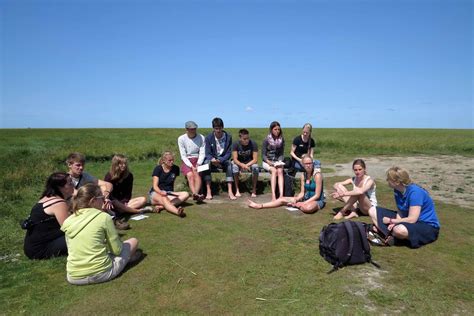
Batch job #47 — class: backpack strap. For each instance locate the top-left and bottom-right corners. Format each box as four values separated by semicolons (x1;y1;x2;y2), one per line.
356;223;381;269
341;221;355;266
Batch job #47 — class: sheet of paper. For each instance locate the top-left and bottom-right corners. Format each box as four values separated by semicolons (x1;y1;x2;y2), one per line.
197;164;210;172
130;214;149;221
273;161;285;167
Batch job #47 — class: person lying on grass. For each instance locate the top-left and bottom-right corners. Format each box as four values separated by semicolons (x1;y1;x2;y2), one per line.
62;184;142;285
149;151;189;218
247;155;325;214
331;158;377;220
230;128;259;198
24;172;73;260
367;166;440;248
104;154;150;214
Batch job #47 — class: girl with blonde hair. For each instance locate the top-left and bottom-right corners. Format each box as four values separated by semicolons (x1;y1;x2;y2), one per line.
248;155;325;214
149;151;190;217
367;166;440;248
62;184;141;285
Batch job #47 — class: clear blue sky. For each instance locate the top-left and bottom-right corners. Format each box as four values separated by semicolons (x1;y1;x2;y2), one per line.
1;0;472;129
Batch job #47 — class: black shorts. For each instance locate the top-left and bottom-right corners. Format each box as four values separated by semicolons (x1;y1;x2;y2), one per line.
376;207;440;248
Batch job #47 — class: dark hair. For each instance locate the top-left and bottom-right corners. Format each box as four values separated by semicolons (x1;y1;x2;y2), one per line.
212;117;224;128
66;152;85;165
239;128;249;137
352;159;366;170
41;172;70;199
269;121;282;137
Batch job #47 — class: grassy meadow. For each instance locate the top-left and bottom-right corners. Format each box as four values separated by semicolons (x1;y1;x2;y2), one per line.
1;128;473;314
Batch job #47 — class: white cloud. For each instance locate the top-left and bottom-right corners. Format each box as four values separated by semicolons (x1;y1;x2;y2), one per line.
245;106;254;112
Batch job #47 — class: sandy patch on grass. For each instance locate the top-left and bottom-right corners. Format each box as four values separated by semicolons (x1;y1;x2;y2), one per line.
325;155;474;209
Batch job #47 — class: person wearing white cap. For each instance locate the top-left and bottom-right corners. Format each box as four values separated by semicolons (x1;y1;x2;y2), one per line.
177;121;206;202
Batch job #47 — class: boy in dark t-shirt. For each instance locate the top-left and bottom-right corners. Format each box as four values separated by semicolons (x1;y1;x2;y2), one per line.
231;129;259;198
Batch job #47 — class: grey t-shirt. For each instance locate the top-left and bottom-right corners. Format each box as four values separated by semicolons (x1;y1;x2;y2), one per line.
71;172;97;189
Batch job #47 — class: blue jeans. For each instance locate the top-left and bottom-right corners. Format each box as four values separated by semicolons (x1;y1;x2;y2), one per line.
202;159;233;183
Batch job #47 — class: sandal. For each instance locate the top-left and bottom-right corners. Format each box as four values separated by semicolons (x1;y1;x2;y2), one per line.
384;235;395;246
367;231;385;246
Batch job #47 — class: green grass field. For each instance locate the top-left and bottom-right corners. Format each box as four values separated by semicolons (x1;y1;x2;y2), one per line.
1;128;473;314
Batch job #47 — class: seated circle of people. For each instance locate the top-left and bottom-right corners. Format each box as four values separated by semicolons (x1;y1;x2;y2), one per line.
247;155;325;214
61;183;141;285
202;117;233;200
289;123;321;172
177;120;206;202
23;172;73;259
262;121;286;201
104;154;148;214
367;166;440;248
149;151;189;217
66;152;129;230
331;159;377;220
230;128;259;198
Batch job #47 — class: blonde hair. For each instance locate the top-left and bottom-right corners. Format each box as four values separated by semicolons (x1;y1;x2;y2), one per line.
72;183;102;214
66;152;85;165
302;123;312;134
109;154;129;181
159;151;174;165
386;166;412;186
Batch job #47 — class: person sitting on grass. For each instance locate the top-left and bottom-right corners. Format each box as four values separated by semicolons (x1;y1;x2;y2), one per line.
23;172;73;259
247;155;325;214
104;154;150;214
177;120;206;202
149;151;189;218
331;159;377;220
367;166;440;248
231;128;259;198
66;152;129;230
203;117;233;200
289;123;321;172
62;184;141;285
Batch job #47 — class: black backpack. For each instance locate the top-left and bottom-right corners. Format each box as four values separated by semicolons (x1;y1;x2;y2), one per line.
319;221;380;273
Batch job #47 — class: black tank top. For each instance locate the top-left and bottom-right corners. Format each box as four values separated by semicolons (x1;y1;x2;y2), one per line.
23;199;65;259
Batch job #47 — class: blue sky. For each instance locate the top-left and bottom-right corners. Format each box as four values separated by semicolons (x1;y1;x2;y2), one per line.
1;0;472;129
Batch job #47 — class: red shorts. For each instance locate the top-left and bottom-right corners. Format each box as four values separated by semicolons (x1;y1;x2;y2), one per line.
181;157;198;175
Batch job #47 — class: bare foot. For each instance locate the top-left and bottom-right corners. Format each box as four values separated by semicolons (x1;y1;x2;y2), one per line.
235;191;241;197
153;205;164;213
251;193;257;198
206;194;213;200
247;199;263;209
229;194;237;200
344;211;359;219
271;195;277;201
333;212;344;220
177;206;186;218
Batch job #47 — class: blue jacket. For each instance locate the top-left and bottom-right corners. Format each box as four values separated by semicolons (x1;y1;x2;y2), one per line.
205;131;233;163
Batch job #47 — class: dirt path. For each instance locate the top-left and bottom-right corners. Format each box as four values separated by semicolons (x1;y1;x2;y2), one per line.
326;155;474;209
